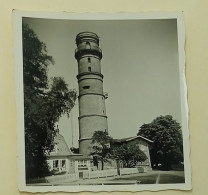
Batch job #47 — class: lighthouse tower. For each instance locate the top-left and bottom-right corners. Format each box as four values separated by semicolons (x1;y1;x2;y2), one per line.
75;32;108;155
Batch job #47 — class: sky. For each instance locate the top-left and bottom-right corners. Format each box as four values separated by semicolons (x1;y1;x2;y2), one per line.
23;17;181;148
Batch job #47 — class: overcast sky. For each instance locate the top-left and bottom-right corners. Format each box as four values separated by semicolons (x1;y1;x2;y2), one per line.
23;17;181;148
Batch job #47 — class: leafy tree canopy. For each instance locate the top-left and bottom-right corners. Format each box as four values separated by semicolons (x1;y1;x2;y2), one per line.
90;131;147;171
137;115;183;170
111;143;147;168
23;23;77;180
70;147;79;154
90;131;112;170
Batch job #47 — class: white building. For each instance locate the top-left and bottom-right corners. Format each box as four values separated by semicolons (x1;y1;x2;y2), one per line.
47;133;92;176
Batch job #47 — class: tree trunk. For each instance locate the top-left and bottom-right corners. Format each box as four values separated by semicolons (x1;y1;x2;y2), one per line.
116;160;120;175
101;160;104;170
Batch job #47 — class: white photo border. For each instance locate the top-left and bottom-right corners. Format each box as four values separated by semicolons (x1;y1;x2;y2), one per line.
13;10;191;192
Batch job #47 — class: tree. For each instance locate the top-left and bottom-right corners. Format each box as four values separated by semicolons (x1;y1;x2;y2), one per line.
23;23;77;180
70;147;79;154
111;143;147;168
90;131;112;170
137;115;183;170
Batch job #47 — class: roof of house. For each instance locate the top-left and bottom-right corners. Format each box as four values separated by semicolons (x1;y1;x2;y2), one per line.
48;133;73;157
70;155;93;161
112;135;153;143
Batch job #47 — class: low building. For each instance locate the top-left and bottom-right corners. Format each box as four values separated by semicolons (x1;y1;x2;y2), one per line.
111;135;153;172
46;133;92;175
47;132;153;176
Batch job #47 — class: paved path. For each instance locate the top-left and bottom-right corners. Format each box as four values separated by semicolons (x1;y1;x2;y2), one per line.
155;172;160;184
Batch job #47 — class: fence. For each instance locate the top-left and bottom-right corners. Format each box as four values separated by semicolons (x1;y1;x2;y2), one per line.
83;169;117;179
120;168;139;175
27;167;150;184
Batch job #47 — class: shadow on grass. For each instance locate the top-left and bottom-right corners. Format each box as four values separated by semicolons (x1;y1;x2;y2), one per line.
113;173;185;184
115;175;158;184
159;174;185;184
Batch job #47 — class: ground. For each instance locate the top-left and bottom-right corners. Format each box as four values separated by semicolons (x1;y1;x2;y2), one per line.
29;170;185;186
113;170;185;184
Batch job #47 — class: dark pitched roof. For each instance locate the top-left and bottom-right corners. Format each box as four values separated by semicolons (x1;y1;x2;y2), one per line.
48;133;72;157
112;135;153;143
70;154;93;160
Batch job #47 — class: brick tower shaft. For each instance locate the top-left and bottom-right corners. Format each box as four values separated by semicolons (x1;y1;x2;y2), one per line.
75;32;108;155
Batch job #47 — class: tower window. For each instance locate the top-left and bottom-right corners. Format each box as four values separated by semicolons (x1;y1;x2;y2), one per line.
88;57;91;63
83;86;90;89
86;42;90;49
103;110;104;114
88;67;91;72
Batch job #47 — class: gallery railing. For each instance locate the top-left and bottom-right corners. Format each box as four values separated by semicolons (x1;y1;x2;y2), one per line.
75;45;102;59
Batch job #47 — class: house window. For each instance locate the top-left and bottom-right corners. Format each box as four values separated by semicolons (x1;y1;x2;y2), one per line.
88;57;91;63
53;160;59;168
83;85;90;89
88;67;91;72
61;160;66;168
78;160;87;167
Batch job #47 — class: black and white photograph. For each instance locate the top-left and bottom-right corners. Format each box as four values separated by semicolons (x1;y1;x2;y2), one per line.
14;11;191;192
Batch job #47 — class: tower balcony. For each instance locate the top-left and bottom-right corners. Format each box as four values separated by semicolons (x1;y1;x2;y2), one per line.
75;45;102;60
76;32;99;45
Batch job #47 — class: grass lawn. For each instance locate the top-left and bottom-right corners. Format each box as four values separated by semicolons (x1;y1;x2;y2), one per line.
158;174;185;184
113;171;185;184
115;175;158;184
